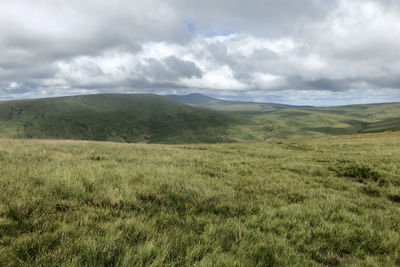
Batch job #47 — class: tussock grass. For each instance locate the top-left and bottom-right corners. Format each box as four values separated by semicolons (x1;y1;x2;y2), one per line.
0;132;400;266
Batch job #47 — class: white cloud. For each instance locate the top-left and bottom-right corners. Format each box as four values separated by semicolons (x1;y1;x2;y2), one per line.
250;73;287;89
179;65;247;90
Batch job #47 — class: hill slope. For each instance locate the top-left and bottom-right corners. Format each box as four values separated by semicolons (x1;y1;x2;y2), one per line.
167;93;309;111
0;94;238;143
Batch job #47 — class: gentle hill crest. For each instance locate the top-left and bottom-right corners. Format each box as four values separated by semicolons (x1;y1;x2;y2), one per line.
166;93;312;111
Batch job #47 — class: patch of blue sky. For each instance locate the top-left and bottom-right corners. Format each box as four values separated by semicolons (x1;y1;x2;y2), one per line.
205;27;236;38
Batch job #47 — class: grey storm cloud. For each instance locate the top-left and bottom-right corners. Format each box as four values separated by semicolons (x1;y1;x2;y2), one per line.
1;0;400;105
141;56;202;81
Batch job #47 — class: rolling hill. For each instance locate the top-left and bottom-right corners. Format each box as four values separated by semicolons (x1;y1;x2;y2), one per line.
166;93;310;111
0;93;399;143
0;94;239;143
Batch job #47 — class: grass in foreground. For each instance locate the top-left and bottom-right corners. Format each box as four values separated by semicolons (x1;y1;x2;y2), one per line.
0;132;400;266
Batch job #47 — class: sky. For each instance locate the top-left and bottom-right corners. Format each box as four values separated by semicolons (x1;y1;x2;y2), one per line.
1;0;400;106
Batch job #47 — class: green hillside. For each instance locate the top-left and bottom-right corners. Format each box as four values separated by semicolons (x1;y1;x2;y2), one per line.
166;93;307;111
1;132;399;266
0;94;238;143
227;102;400;141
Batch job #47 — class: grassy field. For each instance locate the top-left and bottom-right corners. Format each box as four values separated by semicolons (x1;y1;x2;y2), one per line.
1;131;400;266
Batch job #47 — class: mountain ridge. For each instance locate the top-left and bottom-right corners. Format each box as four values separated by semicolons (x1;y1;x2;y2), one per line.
166;93;312;111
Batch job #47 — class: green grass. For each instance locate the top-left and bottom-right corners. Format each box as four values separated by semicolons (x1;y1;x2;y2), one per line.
1;131;400;266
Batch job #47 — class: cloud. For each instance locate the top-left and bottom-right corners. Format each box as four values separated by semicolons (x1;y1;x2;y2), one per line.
142;56;202;81
0;0;400;105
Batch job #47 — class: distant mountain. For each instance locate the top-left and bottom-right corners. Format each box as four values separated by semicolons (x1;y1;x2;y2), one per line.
166;93;311;111
0;94;239;143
